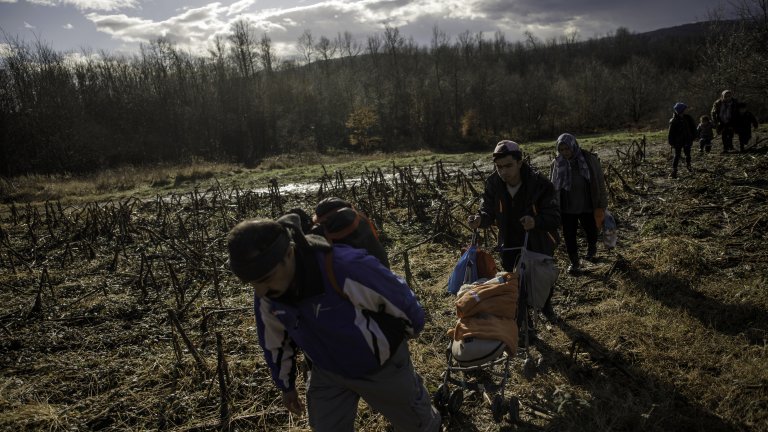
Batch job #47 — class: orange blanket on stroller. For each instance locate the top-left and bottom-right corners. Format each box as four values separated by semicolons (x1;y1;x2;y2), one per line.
454;275;518;318
447;273;519;351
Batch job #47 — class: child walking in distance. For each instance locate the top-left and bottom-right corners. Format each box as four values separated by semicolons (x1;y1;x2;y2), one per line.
227;214;440;432
697;115;715;153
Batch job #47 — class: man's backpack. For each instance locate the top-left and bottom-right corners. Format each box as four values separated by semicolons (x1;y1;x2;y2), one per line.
311;197;390;268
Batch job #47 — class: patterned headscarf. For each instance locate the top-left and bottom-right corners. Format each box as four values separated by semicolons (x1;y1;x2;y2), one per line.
552;133;590;191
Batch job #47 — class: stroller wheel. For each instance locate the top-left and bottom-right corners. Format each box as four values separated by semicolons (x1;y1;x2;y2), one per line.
433;384;449;408
448;388;464;414
507;396;520;424
491;394;504;423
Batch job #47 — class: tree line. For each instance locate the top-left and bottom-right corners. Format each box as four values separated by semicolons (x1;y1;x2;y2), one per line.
0;1;766;177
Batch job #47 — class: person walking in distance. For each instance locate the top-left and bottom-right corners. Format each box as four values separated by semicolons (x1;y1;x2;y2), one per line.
667;102;696;178
734;102;759;152
697;115;715;154
711;90;738;153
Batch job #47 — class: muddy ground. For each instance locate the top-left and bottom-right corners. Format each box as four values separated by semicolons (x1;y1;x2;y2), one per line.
0;132;766;432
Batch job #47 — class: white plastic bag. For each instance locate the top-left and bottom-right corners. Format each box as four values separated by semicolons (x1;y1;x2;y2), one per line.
520;249;559;309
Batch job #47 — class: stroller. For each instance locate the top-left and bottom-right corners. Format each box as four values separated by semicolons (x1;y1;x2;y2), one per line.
434;232;558;423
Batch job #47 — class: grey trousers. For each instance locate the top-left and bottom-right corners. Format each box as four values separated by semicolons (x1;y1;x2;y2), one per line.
306;342;441;432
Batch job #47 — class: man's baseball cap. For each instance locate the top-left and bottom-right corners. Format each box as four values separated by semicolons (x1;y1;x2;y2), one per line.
493;140;522;160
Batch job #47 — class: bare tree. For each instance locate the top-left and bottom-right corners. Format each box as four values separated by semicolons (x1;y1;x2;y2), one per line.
315;35;336;63
228;19;258;79
493;30;507;56
708;0;768;102
618;56;659;123
258;33;276;74
297;29;315;65
336;31;362;59
366;33;381;57
524;31;540;50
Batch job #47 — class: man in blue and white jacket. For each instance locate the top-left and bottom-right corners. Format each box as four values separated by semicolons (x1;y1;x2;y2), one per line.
227;214;440;432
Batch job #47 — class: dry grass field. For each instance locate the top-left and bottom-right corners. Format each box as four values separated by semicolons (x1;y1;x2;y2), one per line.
0;130;766;431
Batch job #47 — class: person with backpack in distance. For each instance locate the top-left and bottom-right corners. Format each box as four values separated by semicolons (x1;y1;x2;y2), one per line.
227;213;440;432
697;115;715;154
734;102;759;152
667;102;697;179
310;196;390;268
711;90;738;153
550;133;608;275
467;140;560;320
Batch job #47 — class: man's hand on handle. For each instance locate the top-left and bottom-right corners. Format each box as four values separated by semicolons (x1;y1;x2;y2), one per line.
519;215;535;231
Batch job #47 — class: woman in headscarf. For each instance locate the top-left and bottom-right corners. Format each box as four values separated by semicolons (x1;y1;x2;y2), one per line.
550;133;608;274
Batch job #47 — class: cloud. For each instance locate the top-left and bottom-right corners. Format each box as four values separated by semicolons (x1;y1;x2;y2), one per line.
227;0;258;16
24;21;35;29
63;23;74;29
0;0;18;3
81;0;724;58
87;0;578;57
64;0;139;11
86;3;227;51
23;0;138;10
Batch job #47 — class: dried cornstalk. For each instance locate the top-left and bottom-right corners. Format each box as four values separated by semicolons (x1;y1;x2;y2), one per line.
168;309;208;377
216;333;230;432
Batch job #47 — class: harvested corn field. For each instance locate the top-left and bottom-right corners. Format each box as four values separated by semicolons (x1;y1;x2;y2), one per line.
1;130;766;431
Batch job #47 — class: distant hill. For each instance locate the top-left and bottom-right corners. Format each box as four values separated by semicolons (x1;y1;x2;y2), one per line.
637;20;740;40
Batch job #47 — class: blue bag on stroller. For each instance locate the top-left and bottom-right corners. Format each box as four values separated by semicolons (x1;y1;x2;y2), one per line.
447;244;478;295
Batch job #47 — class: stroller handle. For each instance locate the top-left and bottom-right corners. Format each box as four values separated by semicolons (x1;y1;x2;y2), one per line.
499;232;530;274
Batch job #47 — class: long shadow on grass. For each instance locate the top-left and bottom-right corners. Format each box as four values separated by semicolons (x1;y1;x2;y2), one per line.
617;266;768;344
532;320;745;432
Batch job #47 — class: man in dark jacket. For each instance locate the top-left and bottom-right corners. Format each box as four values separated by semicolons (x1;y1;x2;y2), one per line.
668;102;697;178
467;140;561;318
711;90;738;153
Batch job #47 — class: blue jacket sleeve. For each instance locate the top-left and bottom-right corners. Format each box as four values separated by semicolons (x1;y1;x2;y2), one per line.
254;297;298;392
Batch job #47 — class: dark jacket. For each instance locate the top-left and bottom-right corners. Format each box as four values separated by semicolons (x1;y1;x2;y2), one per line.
668;112;697;148
711;98;738;132
697;122;715;140
734;110;758;135
475;164;560;257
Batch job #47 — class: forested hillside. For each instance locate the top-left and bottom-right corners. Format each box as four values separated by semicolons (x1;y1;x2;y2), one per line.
0;2;766;177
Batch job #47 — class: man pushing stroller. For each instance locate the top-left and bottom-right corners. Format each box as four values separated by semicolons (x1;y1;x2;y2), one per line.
467;140;561;321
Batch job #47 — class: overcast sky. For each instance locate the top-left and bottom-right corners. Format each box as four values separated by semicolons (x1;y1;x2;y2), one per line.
0;0;729;59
